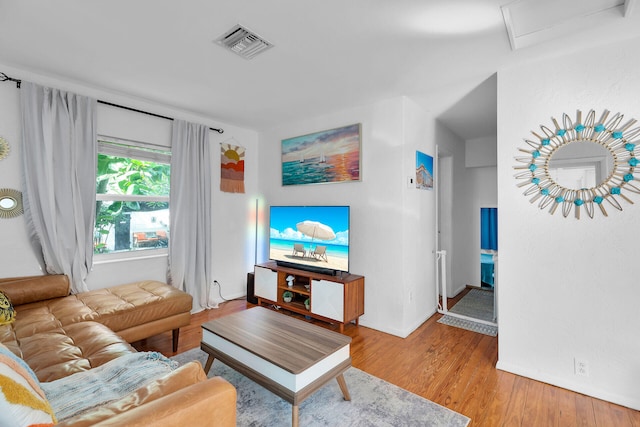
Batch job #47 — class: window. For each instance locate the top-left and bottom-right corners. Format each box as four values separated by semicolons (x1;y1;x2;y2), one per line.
94;137;171;255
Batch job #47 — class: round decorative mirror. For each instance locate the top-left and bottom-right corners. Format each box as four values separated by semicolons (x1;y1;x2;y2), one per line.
0;188;23;219
514;110;640;218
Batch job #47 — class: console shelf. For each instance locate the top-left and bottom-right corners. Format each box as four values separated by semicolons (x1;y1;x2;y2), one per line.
254;261;365;333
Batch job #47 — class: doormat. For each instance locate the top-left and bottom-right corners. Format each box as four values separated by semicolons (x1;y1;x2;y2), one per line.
448;288;494;322
437;314;498;337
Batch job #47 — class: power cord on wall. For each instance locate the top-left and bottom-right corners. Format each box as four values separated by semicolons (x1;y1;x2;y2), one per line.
211;280;246;302
212;280;230;302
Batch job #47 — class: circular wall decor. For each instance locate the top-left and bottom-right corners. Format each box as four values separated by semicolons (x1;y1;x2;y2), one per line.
514;109;640;219
0;137;9;160
0;188;23;219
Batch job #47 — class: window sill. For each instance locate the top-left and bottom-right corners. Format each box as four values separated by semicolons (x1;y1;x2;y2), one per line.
93;248;168;265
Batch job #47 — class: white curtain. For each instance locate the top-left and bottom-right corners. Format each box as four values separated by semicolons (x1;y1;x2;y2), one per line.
169;120;216;311
20;82;97;293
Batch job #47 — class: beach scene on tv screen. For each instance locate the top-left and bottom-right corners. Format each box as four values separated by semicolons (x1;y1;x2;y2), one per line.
269;206;349;272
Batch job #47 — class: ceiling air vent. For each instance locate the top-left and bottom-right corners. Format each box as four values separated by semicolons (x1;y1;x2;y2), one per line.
215;24;273;60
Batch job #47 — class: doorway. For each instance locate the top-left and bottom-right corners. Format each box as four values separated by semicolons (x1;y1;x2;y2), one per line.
434;74;498;332
435;150;497;326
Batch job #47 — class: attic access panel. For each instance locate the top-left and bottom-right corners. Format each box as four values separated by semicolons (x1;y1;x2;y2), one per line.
501;0;635;50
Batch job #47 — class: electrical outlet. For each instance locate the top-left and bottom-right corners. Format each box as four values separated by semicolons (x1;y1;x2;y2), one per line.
407;176;414;188
574;358;589;376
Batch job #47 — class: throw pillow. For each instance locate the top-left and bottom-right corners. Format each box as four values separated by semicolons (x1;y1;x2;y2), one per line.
0;290;15;325
0;343;57;427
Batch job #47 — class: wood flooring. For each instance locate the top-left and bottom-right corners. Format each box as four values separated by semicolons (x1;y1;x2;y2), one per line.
133;293;640;426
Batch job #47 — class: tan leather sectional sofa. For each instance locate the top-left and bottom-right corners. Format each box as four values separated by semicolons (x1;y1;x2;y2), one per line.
0;274;236;426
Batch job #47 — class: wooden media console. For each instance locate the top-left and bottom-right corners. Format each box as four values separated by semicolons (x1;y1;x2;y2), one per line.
253;261;364;333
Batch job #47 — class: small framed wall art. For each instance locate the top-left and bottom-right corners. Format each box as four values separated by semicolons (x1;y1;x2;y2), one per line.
416;150;434;190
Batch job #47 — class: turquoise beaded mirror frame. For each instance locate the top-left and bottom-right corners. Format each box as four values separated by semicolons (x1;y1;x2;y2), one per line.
515;110;639;218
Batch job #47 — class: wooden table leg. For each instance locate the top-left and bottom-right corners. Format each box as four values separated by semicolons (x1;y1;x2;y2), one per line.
292;404;299;427
172;328;180;353
204;355;215;374
336;373;351;401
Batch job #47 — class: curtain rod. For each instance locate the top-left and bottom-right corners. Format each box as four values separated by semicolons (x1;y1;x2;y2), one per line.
0;72;21;88
0;71;224;134
97;100;224;134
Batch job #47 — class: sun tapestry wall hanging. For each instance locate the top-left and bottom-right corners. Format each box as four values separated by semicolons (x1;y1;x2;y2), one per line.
220;141;245;193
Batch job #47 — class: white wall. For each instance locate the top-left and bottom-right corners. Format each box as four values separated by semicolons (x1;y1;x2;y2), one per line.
401;98;438;333
0;63;258;302
496;41;640;410
258;96;437;337
466;135;497;168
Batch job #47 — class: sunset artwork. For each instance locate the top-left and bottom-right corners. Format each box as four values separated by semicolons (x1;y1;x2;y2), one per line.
281;123;361;186
220;142;245;193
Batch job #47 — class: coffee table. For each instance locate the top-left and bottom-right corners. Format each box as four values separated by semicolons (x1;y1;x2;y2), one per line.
201;307;352;427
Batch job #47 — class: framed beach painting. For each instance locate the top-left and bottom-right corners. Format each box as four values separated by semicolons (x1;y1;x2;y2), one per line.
281;123;361;186
416;150;433;190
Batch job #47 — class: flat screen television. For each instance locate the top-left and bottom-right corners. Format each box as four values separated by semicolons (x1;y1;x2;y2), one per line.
269;205;349;275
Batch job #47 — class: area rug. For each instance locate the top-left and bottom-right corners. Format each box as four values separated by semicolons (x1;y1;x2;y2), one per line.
171;348;470;427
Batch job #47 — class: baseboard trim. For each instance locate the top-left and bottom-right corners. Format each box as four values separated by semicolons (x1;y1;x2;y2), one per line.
496;360;640;411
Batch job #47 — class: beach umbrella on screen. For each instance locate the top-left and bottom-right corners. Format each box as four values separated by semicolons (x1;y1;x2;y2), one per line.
296;220;336;242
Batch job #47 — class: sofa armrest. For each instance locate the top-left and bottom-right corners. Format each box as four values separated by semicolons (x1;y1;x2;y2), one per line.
0;274;70;305
92;376;237;427
57;361;236;427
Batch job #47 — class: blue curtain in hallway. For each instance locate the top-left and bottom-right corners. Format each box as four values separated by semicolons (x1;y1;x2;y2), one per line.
481;208;498;250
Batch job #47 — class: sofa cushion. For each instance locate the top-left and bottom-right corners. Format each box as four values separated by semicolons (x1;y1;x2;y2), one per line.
5;321;135;383
40;351;179;422
0;275;70;306
0;290;15;325
0;343;56;426
13;280;192;335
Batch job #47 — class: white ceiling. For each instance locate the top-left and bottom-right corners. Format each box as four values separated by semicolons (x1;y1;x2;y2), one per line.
1;1;639;139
